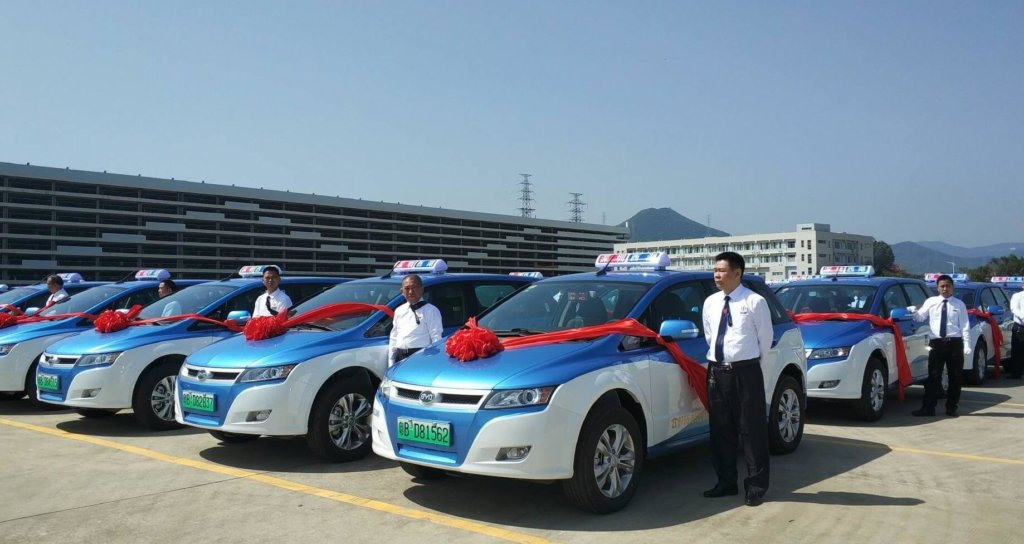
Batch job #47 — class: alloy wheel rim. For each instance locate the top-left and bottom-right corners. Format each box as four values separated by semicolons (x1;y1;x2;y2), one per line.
328;393;372;450
151;375;176;421
777;388;801;442
593;423;636;498
870;369;885;412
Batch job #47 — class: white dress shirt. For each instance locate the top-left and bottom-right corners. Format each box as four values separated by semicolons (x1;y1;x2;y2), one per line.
1011;291;1024;326
912;295;971;348
46;289;69;306
388;300;443;366
253;289;292;318
702;284;774;364
161;300;182;317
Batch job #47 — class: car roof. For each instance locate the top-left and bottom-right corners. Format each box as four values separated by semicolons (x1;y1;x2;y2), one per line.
217;276;349;286
346;273;537;286
782;276;916;287
540;269;766;287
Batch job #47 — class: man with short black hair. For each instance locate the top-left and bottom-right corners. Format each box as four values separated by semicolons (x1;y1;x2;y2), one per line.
45;274;69;307
388;274;442;366
253;266;292;318
159;279;181;317
908;274;971;417
701;251;773;507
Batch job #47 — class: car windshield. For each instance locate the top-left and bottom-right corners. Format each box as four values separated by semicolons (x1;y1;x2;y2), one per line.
478;280;651;336
0;287;39;305
953;287;975;308
776;284;877;314
289;281;402;332
38;286;126;316
137;284;240;321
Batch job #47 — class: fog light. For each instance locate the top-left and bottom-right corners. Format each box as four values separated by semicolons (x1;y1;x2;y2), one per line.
246;410;272;422
818;380;841;389
82;388;101;398
496;446;532;461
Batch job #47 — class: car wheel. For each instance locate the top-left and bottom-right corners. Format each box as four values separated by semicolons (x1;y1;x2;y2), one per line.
75;408;119;418
561;404;645;514
306;376;374;462
853;358;887;422
132;360;184;431
209;430;259;443
768;374;804;454
399;461;446;480
965;343;987;386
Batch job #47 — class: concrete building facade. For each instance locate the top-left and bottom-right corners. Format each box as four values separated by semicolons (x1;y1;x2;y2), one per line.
614;223;875;280
0;162;627;284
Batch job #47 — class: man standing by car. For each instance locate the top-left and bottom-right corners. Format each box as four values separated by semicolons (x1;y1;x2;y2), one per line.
253;266;292;318
44;274;69;307
388;274;442;366
909;274;971;416
1009;287;1024;380
702;251;773;507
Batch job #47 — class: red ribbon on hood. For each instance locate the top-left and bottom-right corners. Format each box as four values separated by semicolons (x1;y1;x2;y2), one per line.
0;309;100;330
968;308;1002;378
243;303;395;341
445;317;709;409
790;312;913;401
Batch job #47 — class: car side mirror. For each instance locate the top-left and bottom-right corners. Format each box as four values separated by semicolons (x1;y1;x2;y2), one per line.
889;308;911;321
227;310;251;324
25;307;40;315
659;319;700;340
987;305;1004;316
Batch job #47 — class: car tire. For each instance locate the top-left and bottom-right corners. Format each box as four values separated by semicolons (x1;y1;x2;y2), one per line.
399;461;446;480
853;358;887;422
132;360;183;431
768;374;804;455
75;408;119;418
966;342;987;386
26;362;66;411
561;404;645;514
306;375;374;462
209;430;259;443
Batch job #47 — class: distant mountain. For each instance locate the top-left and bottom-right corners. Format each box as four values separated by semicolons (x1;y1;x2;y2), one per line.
891;242;993;275
618;208;729;242
914;241;1023;260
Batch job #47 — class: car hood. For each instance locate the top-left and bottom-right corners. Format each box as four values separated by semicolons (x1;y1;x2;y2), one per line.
186;328;374;368
0;319;83;345
797;320;875;349
45;324;214;355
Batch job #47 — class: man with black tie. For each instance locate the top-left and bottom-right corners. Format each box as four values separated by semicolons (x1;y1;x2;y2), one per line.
388;274;443;367
701;251;773;507
253;266;292;318
908;274;971;417
1010;288;1024;380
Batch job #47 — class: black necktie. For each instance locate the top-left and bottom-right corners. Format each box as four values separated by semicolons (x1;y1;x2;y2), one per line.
715;295;731;363
939;299;948;338
410;300;427;325
265;295;278;316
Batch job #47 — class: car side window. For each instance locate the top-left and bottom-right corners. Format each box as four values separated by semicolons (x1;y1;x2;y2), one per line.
115;287;160;310
424;283;469;327
878;285;910;318
25;291;52;310
286;282;336;308
902;283;929;308
200;288;262;327
640;281;707;334
980;288;999;310
471;283;521;314
993;287;1011;308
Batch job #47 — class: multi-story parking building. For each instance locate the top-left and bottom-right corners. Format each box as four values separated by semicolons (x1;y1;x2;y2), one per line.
0;162;627;284
614;223;874;280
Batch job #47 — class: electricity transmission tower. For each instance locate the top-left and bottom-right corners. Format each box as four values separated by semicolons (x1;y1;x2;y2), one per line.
517;174;535;218
567;192;586;223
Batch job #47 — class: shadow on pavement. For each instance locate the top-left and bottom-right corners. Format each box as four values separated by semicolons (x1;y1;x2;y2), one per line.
401;433;905;531
0;399;71;415
197;436;397;474
55;413;204;438
807;386;1012;428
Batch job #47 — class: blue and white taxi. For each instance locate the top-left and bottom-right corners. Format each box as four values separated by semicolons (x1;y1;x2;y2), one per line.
372;253;806;513
1;270;185;407
37;266;344;429
0;273;106;316
991;276;1024;295
922;273;1014;384
175;259;536;461
775;266;940;421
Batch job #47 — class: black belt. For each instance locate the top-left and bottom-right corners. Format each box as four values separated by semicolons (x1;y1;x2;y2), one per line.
709;357;759;371
930;337;963;344
394;347;423;361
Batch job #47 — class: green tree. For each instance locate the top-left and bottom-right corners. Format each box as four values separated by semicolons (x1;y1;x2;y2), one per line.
873;241;896;275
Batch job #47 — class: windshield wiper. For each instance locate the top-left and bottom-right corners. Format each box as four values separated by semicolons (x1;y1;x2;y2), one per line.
295;323;332;332
493;327;541;337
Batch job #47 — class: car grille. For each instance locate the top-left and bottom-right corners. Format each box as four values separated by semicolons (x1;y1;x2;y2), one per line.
182;364;242;382
392;383;487;408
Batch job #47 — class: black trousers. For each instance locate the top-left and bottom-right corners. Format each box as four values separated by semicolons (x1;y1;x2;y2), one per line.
1010;324;1024;378
922;339;964;411
394;347;422;363
707;359;770;496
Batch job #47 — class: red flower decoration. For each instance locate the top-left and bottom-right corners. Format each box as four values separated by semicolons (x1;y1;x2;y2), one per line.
244;312;289;341
445;320;504;362
0;312;18;329
94;305;143;333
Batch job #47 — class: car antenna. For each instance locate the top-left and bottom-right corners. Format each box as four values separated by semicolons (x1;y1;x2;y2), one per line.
114;271;135;283
595;262;611;276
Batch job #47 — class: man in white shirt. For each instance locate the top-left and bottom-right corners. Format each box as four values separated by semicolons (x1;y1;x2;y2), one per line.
1009;289;1024;380
45;275;69;307
908;274;971;417
252;266;292;318
701;252;773;507
388;274;443;367
158;279;181;317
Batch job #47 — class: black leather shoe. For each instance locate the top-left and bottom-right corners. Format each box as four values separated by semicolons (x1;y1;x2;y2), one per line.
946;409;959;417
703;484;739;498
745;492;764;507
911;408;935;417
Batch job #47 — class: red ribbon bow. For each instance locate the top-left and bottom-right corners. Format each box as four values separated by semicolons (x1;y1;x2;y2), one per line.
93;305;144;333
243;303;395;341
967;309;1002;378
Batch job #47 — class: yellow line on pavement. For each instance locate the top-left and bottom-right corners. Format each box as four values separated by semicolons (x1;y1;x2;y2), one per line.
807;436;1024;466
0;417;553;544
960;399;1024;409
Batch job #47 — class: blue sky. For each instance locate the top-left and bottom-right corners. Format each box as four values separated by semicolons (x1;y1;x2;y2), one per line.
2;1;1021;246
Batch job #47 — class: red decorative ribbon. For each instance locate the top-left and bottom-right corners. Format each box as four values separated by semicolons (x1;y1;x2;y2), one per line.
0;304;24;316
445;317;709;409
93;305;144;333
0;310;100;330
92;309;246;334
968;309;1002;378
243;303;395;341
791;312;913;401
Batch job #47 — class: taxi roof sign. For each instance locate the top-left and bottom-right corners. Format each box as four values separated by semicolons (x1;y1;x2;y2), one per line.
56;272;84;283
392;259;448;275
991;276;1024;284
134;269;170;281
923;273;970;282
509;271;544;278
596;252;670;271
238;265;282;278
820;265;875;277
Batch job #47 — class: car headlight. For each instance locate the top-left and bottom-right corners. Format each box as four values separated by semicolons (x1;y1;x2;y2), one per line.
0;344;15;356
237;365;296;383
807;347;853;360
483;386;557;409
76;352;123;367
379;377;392;398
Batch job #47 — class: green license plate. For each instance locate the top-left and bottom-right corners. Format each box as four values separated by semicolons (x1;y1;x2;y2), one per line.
396;417;451;447
181;390;215;412
36;373;59;392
